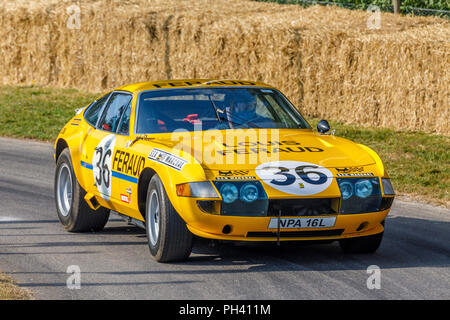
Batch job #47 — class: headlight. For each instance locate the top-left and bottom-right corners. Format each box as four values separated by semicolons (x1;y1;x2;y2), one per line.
212;180;268;216
176;182;219;198
220;183;239;203
240;183;259;203
339;181;354;200
337;178;382;214
355;179;373;198
381;178;395;195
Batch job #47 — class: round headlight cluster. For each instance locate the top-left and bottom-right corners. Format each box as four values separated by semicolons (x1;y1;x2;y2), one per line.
220;183;239;203
240;184;259;203
339;179;374;199
340;181;354;200
355;180;373;198
219;183;259;203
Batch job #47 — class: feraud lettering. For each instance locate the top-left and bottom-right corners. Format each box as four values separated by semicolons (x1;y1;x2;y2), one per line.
112;149;145;177
152;80;257;88
218;140;324;155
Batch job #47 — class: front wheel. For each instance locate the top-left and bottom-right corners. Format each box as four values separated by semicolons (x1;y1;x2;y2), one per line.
145;175;192;262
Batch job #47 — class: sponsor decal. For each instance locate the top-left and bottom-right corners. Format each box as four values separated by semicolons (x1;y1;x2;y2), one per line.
112;149;146;177
268;217;336;229
218;140;324;155
120;194;130;204
335;167;374;176
215;170;255;180
148;148;187;171
255;161;333;196
218;170;249;176
120;187;132;204
215;176;257;180
336;167;364;173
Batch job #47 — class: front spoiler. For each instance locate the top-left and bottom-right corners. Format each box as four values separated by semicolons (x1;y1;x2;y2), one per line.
186;210;388;242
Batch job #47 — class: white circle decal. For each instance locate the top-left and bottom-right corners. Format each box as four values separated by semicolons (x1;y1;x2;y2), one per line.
255;161;333;196
92;135;116;201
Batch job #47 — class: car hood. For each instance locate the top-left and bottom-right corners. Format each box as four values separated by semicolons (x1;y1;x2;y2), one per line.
145;129;376;171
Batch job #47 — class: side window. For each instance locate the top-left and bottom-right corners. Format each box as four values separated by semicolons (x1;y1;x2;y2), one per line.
84;93;110;126
117;103;131;135
98;93;132;132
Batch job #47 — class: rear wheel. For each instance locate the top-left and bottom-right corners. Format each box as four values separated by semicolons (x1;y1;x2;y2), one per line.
339;232;384;254
54;148;110;232
145;175;192;262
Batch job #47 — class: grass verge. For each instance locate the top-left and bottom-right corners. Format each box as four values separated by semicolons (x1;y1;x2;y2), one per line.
0;85;448;207
309;119;449;207
0;272;33;300
0;85;97;141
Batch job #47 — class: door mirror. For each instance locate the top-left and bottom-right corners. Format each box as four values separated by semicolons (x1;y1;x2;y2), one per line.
317;120;330;134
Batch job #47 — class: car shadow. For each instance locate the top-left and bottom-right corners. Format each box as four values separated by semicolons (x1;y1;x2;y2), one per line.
2;215;449;275
180;215;450;272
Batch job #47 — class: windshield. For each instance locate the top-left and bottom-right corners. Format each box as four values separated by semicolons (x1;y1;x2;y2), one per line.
135;88;311;133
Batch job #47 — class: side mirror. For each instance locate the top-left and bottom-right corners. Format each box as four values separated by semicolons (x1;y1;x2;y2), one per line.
317;120;330;134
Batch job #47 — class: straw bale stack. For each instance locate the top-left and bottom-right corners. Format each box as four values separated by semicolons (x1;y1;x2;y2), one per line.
0;0;448;134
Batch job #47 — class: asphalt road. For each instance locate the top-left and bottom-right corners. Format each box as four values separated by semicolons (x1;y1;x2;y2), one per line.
0;136;449;300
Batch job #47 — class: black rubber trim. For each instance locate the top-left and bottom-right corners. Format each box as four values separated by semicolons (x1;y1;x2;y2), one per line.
246;229;345;238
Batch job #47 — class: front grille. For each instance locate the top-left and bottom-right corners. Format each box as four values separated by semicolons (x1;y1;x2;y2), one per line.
247;229;344;238
267;198;337;217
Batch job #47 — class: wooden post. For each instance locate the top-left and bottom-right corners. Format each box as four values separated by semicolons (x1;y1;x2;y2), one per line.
393;0;401;14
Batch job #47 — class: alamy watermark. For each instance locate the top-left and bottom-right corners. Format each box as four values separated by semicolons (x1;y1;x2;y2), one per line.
366;5;381;30
366;265;381;290
66;265;81;290
66;4;81;30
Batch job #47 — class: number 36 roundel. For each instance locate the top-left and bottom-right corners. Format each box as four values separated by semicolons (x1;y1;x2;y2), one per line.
92;135;116;201
255;161;333;196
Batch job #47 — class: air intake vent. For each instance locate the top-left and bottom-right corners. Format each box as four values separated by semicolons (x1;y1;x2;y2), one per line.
267;198;338;217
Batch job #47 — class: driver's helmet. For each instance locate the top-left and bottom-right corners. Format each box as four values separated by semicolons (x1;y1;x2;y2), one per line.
230;93;257;121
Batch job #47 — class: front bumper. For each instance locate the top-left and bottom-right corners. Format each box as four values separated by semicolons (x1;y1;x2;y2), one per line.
184;209;389;242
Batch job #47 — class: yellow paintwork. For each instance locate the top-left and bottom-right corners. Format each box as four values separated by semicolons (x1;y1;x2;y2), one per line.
54;79;394;242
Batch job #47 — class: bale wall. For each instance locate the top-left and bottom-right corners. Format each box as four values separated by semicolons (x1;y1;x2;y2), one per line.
0;0;448;134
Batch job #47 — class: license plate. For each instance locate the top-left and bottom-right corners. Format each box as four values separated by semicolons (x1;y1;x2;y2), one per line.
268;217;336;229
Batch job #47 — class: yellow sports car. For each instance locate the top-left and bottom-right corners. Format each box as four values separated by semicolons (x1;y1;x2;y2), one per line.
54;79;395;262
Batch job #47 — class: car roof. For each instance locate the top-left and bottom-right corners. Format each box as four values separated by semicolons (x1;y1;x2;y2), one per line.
114;79;275;94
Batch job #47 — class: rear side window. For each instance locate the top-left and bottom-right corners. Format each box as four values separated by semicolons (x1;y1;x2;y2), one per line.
98;92;132;132
84;94;110;126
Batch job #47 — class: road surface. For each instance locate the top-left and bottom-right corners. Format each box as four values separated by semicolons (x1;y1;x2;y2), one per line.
0;137;449;299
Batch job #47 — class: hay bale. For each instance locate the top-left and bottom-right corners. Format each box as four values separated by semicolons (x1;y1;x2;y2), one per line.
0;0;448;134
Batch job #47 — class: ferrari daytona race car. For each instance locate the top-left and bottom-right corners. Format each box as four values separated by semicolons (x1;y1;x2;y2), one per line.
54;79;395;262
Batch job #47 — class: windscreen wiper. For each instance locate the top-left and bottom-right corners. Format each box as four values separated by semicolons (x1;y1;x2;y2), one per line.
208;95;223;124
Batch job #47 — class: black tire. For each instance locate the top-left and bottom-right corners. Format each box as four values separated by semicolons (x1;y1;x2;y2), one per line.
54;148;110;232
339;232;384;254
145;174;192;262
